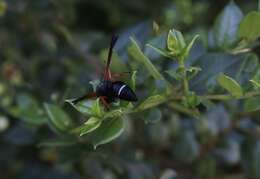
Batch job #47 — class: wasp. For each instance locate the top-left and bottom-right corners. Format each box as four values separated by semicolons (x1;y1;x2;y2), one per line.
72;35;138;108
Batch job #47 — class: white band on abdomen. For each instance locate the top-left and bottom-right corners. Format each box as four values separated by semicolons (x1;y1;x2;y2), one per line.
118;85;126;97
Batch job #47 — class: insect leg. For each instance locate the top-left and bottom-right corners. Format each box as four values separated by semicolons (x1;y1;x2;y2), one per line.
99;96;110;110
71;92;97;104
113;71;131;77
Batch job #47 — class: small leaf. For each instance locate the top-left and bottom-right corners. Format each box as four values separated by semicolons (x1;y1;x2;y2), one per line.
66;98;104;117
44;103;73;133
167;29;186;55
250;70;260;89
213;1;243;48
130;70;137;91
250;80;260;89
239;11;260;42
217;73;243;98
186;66;202;80
91;117;125;149
135;94;166;111
71;117;102;136
90;98;104;118
128;37;166;81
182;35;199;59
146;44;172;59
244;96;260;112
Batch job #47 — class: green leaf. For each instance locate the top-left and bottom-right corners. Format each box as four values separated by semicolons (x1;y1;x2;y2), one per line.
186;66;202;80
167;29;186;55
135;94;166;111
11;94;46;125
166;67;201;81
91;117;125;149
128;37;166;81
182;35;199;59
213;1;243;48
130;70;137;91
244;96;260;112
217;73;243;98
250;69;260;89
66;98;104;118
239;11;260;42
104;109;124;119
71;117;102;136
44;103;73;133
146;44;172;59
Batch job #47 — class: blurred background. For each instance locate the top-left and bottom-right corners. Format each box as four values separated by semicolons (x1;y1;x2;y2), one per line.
0;0;260;179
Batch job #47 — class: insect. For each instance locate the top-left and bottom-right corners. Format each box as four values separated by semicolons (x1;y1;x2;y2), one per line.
72;35;138;108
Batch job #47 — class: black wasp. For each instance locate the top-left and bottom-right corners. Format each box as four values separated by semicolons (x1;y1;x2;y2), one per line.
72;35;138;108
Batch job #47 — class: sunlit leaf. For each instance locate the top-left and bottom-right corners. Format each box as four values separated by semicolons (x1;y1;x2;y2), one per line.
44;103;73;133
104;109;124;119
239;11;260;42
130;70;137;91
71;117;102;136
167;29;186;55
217;73;243;98
91;117;125;149
66;98;104;118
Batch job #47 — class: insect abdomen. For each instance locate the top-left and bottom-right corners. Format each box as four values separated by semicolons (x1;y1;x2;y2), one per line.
112;81;137;101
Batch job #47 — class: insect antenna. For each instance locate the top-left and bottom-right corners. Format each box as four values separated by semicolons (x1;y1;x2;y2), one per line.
104;34;118;80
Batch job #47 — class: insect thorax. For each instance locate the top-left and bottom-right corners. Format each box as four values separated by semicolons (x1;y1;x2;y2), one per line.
96;80;113;97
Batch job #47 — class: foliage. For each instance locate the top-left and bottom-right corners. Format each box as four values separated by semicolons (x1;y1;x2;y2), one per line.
1;0;260;179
